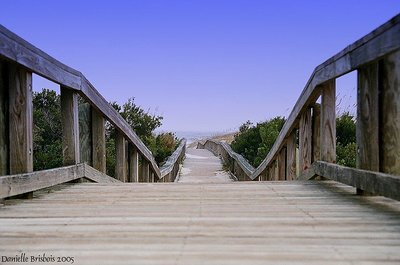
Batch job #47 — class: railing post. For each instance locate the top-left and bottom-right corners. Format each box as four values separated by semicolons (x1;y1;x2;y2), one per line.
79;102;92;165
312;104;321;162
299;108;312;173
61;86;80;165
356;62;379;195
128;145;139;182
91;109;106;173
115;131;127;182
286;130;297;180
380;51;400;175
142;159;150;182
320;80;336;163
278;148;286;180
0;61;8;176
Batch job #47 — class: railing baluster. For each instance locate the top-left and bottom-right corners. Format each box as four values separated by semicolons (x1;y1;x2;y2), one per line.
380;51;400;175
278;148;286;180
128;145;139;182
92;109;106;173
61;86;80;165
299;108;312;173
79;102;92;165
115;131;127;182
142;159;150;182
320;80;336;163
0;61;8;176
312;104;321;162
357;62;379;195
286;131;297;180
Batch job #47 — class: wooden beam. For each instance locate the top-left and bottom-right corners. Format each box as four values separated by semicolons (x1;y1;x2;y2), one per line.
312;104;321;162
312;161;400;201
299;108;312;173
0;61;8;176
79;101;92;165
278;148;286;180
380;51;400;175
286;131;297;181
0;164;85;199
91;109;106;173
61;86;80;165
320;80;336;163
128;145;139;182
8;65;33;174
115;131;127;182
84;164;121;183
142;160;150;182
357;62;380;195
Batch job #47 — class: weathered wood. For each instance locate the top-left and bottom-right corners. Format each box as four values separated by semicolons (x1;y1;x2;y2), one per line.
278;148;286;180
128;145;139;182
0;61;8;175
61;86;80;165
142;160;150;183
312;104;321;162
160;140;187;180
320;80;336;163
79;101;92;165
380;51;400;175
357;62;380;195
115;131;127;182
312;161;400;201
83;164;121;184
91;109;106;173
8;65;33;174
299;108;312;173
0;164;85;199
286;131;297;181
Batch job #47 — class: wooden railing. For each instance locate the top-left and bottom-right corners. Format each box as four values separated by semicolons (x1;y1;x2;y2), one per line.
0;24;185;198
199;14;400;201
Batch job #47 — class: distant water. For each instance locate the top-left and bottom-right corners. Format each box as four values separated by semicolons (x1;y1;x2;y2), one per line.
174;131;221;145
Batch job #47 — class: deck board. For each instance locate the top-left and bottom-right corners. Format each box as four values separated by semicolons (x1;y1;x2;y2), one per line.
1;181;400;264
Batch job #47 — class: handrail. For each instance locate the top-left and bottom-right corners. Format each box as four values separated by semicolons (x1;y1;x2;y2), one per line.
160;139;186;180
199;14;400;201
0;24;185;182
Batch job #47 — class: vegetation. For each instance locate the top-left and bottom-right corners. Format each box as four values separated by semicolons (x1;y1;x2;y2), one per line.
230;117;286;167
231;112;356;168
32;89;178;175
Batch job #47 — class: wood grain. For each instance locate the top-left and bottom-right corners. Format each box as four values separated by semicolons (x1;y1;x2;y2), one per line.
278;148;286;180
286;131;297;181
312;104;321;162
0;60;8;175
142;160;150;183
320;80;336;163
380;51;400;175
61;86;80;165
128;145;139;183
79;102;92;166
299;108;312;173
91;109;106;173
115;131;127;182
8;65;33;174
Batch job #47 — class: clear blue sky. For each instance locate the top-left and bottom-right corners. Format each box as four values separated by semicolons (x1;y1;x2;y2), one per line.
2;1;399;132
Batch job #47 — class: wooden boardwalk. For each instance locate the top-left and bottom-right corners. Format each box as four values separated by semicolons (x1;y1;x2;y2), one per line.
1;166;400;264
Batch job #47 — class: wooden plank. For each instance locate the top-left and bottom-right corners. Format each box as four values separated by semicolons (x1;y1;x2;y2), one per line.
8;65;33;174
357;62;380;195
380;51;400;175
320;80;336;163
160;140;186;179
61;86;80;165
0;164;85;199
91;109;106;173
278;148;286;180
115;131;126;182
299;108;312;173
313;161;400;201
142;160;150;183
79;102;92;166
128;145;139;183
0;60;8;175
83;164;121;184
286;131;297;181
312;104;321;162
